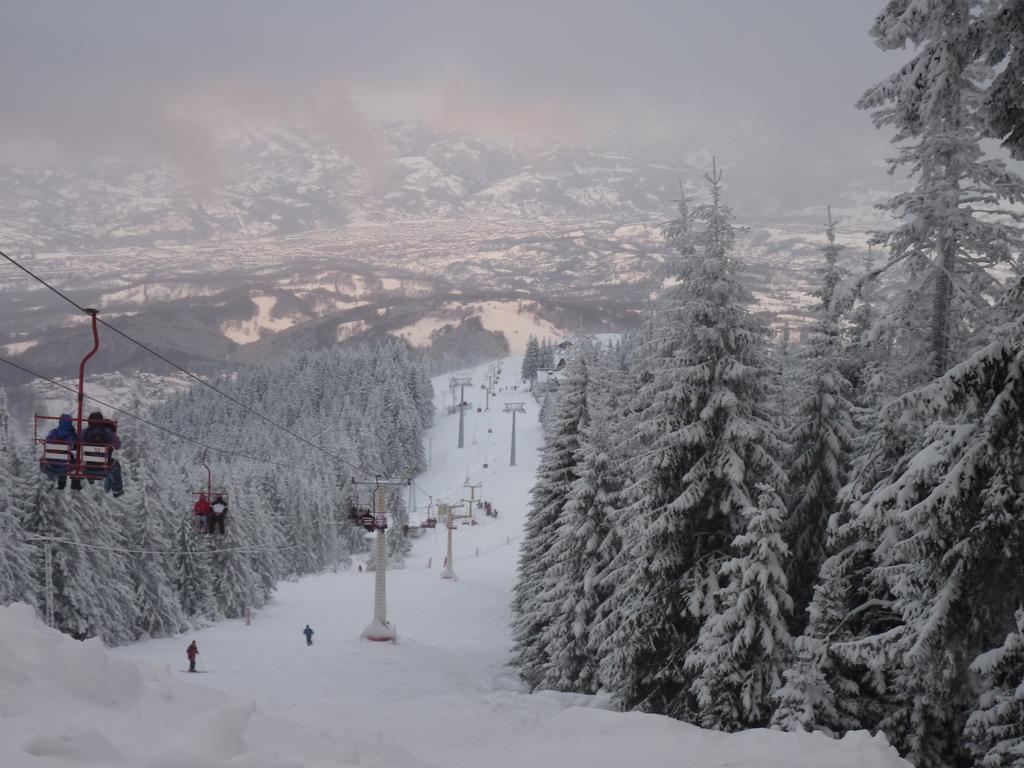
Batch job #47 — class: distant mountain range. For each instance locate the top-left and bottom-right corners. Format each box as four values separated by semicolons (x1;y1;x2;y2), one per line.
0;122;698;251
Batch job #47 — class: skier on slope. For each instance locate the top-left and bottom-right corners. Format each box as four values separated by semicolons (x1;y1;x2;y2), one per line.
186;640;199;672
303;625;314;646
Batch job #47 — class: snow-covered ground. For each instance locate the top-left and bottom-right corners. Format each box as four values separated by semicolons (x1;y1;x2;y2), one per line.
1;356;911;768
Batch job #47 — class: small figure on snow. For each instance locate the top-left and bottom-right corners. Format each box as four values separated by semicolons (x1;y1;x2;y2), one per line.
186;640;199;672
303;625;314;646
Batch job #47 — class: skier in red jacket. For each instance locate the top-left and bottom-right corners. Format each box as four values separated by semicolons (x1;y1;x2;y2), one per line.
186;641;199;672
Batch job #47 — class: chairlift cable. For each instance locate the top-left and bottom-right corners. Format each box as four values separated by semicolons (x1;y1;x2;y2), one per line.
21;531;305;557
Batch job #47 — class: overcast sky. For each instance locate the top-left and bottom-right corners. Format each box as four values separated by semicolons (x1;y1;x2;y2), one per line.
1;1;905;210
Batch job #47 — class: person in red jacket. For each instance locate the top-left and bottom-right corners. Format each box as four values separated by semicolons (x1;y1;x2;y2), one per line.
193;493;212;533
186;641;199;672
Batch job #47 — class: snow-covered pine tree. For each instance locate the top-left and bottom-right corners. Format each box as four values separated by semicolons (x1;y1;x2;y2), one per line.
0;388;33;605
978;0;1024;159
831;279;1024;767
532;342;625;694
118;416;186;638
686;484;794;730
211;482;269;618
858;0;1024;383
522;336;541;383
21;476;136;644
597;164;785;719
511;346;590;689
964;608;1024;767
540;339;555;370
785;209;857;630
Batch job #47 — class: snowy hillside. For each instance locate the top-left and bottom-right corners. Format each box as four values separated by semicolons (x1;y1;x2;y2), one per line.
0;124;693;252
1;355;911;767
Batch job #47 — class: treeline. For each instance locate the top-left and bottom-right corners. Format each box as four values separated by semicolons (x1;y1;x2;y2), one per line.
513;3;1024;761
520;336;556;382
422;316;510;375
0;340;433;644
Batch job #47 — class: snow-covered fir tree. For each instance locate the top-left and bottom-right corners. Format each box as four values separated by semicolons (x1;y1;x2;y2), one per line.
511;345;591;689
118;416;186;639
964;608;1024;767
531;343;626;694
978;0;1024;159
597;164;785;719
0;389;34;605
522;336;541;383
20;479;136;644
686;485;793;730
830;279;1024;766
857;0;1024;384
785;209;857;629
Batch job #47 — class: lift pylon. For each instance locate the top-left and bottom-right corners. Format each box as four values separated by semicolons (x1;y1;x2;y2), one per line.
351;476;410;642
439;501;472;581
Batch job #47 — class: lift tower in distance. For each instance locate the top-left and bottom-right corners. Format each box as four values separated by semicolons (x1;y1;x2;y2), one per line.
439;501;473;580
503;402;526;467
450;376;472;448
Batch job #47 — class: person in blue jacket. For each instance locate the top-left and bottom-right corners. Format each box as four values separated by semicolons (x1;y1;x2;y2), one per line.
303;625;314;646
78;411;123;497
40;413;79;490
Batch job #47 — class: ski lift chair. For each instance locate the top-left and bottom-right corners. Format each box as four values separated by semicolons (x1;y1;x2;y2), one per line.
35;311;122;489
192;489;230;534
35;414;120;482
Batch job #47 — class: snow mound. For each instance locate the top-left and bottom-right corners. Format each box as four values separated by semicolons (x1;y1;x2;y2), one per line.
511;706;909;768
0;603;360;768
0;602;143;713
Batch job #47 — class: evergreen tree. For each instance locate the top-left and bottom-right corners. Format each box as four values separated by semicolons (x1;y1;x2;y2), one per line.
858;0;1024;383
978;0;1024;159
522;336;541;383
21;478;136;644
831;280;1024;766
597;165;785;719
532;343;624;693
119;417;185;638
0;388;33;605
686;485;794;730
785;209;858;629
511;347;590;689
964;609;1024;767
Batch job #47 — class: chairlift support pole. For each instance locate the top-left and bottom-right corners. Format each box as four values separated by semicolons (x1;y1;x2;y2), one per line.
353;476;408;642
440;501;467;581
451;377;472;449
503;402;526;466
464;481;481;523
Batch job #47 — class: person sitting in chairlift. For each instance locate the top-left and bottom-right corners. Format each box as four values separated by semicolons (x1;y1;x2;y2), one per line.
40;413;80;491
78;411;123;497
209;495;228;535
193;492;212;533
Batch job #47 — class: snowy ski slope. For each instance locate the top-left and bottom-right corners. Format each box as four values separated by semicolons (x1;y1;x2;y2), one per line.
0;356;911;767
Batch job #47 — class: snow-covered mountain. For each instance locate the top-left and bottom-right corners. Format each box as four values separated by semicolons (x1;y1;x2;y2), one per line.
0;123;692;251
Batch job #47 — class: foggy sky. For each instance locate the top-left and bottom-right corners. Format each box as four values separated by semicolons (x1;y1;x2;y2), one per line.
1;1;904;210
